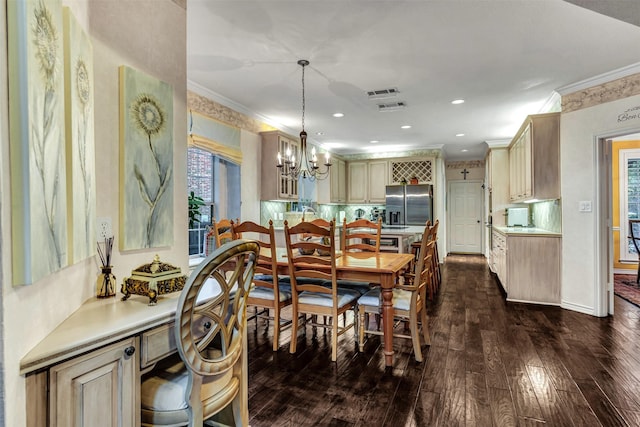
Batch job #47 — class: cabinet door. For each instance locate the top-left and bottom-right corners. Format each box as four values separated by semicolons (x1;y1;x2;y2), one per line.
347;162;368;203
522;125;532;199
49;337;139;427
330;158;346;203
368;160;388;203
278;135;299;199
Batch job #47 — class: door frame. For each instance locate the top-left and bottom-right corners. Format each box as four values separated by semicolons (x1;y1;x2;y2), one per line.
596;128;640;316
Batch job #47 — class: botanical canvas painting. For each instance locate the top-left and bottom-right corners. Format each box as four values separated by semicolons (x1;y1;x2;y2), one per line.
64;7;96;263
119;66;174;250
8;0;68;285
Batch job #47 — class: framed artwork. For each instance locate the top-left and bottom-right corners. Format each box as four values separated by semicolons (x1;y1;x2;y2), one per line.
64;7;96;263
8;0;68;285
119;65;174;250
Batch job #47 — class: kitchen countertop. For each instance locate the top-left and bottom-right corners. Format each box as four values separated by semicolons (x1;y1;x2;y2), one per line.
493;225;562;237
379;225;426;235
272;224;425;235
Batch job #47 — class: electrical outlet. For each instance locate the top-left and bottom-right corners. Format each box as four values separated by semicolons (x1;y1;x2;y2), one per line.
97;217;112;240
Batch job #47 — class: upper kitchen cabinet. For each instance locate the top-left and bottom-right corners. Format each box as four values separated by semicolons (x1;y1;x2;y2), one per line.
347;160;388;203
317;157;346;204
486;146;510;225
508;113;560;202
261;131;299;200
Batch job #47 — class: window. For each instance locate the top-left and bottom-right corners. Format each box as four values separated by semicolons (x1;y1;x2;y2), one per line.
619;149;640;260
187;147;241;256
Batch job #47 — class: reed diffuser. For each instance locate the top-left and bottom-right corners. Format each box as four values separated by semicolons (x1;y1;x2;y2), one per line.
96;237;116;298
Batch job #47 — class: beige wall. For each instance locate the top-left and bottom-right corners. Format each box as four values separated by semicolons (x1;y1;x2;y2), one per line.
0;1;187;424
561;92;640;316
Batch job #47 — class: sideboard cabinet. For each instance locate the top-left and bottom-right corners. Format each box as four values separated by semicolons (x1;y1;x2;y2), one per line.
22;285;239;427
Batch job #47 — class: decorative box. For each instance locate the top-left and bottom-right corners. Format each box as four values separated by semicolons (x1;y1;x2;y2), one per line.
121;255;187;305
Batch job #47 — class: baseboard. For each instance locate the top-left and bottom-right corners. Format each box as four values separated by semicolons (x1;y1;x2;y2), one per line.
561;300;596;316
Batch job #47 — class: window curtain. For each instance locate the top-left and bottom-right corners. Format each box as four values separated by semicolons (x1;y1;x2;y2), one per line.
188;134;242;164
188;111;242;164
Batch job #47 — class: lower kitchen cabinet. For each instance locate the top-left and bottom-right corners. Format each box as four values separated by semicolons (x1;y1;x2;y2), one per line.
492;229;561;305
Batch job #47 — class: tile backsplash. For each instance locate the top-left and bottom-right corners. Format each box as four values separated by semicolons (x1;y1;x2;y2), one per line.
260;201;385;227
531;199;562;233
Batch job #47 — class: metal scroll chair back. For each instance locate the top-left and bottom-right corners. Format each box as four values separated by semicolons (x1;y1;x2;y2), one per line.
140;240;259;427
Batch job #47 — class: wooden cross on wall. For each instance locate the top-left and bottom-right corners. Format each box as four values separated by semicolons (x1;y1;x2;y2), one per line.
461;168;469;180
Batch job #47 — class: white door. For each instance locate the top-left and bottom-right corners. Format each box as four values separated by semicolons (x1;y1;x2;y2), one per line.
449;180;483;253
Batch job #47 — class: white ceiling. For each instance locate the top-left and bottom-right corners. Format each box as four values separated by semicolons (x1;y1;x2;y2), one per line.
187;0;640;161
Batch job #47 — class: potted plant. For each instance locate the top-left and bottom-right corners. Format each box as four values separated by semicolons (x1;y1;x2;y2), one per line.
188;191;205;255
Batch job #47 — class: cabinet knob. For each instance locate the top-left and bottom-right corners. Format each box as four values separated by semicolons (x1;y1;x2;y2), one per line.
124;346;136;357
204;321;212;330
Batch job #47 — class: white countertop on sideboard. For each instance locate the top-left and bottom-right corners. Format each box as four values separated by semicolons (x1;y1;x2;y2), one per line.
20;294;180;375
20;281;222;375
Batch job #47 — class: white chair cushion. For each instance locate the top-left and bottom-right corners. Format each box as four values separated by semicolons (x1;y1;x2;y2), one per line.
358;288;412;311
141;352;233;413
298;289;360;307
249;286;292;302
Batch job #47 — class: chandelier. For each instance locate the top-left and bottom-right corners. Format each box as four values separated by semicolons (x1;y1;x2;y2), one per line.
277;59;331;181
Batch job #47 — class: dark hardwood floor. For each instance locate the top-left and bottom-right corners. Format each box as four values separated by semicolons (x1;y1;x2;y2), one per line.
246;254;640;426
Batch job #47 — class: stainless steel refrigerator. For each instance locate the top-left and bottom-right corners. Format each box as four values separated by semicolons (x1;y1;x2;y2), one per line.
385;184;433;226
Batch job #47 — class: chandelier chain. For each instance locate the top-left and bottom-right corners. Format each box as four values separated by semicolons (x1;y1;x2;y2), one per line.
301;62;305;132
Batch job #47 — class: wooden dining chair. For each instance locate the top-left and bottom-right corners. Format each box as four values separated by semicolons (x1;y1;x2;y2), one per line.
140;240;259;427
284;219;360;362
231;219;292;351
341;217;382;253
205;218;238;255
428;219;441;290
335;217;384;301
356;226;432;362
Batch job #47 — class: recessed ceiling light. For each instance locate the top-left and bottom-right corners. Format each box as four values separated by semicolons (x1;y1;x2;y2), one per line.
456;133;465;137
370;140;379;144
333;112;344;118
316;131;324;136
461;149;469;152
451;99;465;105
401;125;411;129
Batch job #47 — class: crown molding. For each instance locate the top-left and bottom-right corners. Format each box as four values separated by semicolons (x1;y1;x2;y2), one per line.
485;139;511;148
556;62;640;95
187;79;300;136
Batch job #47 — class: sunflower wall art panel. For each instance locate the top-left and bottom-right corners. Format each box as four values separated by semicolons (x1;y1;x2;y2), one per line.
119;66;174;250
64;7;96;263
8;0;69;285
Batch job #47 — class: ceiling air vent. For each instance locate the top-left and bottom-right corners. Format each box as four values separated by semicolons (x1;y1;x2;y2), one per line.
367;88;399;100
377;101;406;112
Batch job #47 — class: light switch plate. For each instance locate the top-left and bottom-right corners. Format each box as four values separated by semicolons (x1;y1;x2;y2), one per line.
579;201;592;212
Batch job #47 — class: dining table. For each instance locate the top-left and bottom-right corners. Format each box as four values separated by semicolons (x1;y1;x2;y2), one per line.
263;247;415;367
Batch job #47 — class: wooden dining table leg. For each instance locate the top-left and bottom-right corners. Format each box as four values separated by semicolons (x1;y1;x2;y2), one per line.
381;275;394;367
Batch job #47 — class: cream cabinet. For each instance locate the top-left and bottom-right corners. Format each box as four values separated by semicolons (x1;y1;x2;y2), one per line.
486;147;510;226
347;160;388;203
508;113;560;202
261;130;300;200
492;228;561;304
491;230;507;288
330;158;347;203
316;157;346;204
48;337;139;426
